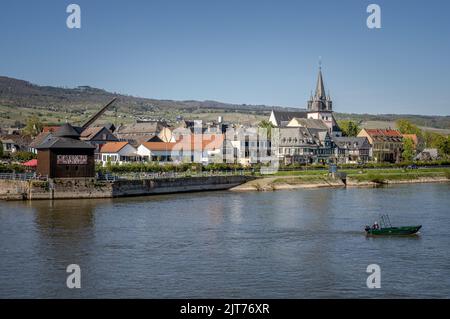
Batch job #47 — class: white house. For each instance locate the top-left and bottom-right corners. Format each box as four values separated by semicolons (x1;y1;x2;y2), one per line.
137;134;225;165
99;142;138;166
137;142;180;163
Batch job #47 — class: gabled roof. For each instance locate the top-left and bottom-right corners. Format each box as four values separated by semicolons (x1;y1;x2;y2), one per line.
140;142;177;151
80;126;117;141
29;132;53;148
80;127;104;139
100;142;129;153
36;137;95;149
333;136;370;149
364;129;402;137
309;129;330;142
362;129;403;143
54;123;80;138
278;127;316;146
288;118;329;130
271;110;308;126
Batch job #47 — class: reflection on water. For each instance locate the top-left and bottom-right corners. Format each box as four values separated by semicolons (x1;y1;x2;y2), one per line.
0;183;449;298
33;199;97;234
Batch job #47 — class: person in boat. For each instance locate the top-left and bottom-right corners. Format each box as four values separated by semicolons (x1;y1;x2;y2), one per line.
372;222;380;230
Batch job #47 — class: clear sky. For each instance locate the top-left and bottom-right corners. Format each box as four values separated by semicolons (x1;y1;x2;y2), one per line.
1;0;449;115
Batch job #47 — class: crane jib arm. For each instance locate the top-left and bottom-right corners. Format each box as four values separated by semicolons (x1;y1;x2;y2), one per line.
82;97;118;130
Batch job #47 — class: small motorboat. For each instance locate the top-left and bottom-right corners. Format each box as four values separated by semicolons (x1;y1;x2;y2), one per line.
365;214;422;236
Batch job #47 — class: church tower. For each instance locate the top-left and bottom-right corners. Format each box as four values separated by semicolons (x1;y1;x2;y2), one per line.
307;66;340;135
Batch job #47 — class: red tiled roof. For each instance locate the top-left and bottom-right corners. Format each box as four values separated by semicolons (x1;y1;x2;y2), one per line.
364;129;401;137
140;142;177;151
42;126;62;133
402;134;418;145
141;134;224;151
100;142;129;153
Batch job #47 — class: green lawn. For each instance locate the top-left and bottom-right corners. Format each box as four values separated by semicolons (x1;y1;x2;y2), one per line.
267;167;450;183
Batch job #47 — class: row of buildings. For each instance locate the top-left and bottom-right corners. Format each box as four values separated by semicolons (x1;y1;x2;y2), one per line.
1;68;435;178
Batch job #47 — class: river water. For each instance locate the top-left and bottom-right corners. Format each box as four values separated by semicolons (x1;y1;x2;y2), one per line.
0;183;449;298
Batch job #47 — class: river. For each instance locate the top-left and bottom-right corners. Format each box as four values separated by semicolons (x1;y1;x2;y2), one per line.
0;183;449;298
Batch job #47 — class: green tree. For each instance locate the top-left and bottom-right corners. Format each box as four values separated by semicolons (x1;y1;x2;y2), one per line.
338;120;360;137
402;137;415;161
423;131;438;148
258;120;275;139
436;135;450;156
421;132;450;157
23;115;44;137
396;119;422;136
12;151;37;162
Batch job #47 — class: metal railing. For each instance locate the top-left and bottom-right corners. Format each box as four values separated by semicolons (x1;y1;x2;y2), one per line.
0;172;48;181
97;170;251;181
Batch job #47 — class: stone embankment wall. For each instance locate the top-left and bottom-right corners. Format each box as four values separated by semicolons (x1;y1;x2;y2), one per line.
0;175;253;200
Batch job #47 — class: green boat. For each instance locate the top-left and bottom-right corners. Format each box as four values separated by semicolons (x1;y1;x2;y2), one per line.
365;215;422;236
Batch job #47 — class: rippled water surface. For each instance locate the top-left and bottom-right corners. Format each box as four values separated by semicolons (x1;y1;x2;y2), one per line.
0;183;449;298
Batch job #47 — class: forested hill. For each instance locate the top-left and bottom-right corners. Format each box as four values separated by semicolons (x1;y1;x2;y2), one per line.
0;76;449;131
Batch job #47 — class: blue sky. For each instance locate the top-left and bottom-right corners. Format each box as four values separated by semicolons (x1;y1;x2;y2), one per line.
1;0;449;115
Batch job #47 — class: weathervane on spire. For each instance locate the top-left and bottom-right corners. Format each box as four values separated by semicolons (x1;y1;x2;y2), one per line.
318;56;322;70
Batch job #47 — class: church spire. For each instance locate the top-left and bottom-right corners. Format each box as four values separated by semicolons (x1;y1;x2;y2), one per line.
307;63;332;112
315;67;326;100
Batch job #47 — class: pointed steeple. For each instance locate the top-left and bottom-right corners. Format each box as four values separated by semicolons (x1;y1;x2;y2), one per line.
315;67;326;100
307;63;332;112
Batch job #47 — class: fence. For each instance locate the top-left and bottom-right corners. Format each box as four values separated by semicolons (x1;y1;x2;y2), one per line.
97;170;251;181
0;172;48;181
0;170;250;182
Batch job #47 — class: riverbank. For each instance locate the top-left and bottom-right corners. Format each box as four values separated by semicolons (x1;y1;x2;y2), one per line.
231;168;450;191
0;175;254;200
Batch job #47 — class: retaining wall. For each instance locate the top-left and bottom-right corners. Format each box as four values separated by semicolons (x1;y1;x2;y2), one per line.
0;175;253;200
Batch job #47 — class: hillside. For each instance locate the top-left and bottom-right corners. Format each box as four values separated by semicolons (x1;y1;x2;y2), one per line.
0;76;449;132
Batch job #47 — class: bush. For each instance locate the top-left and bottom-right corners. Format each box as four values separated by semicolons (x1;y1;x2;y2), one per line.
0;163;26;173
203;163;244;171
12;151;36;162
96;162;245;174
337;160;450;170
